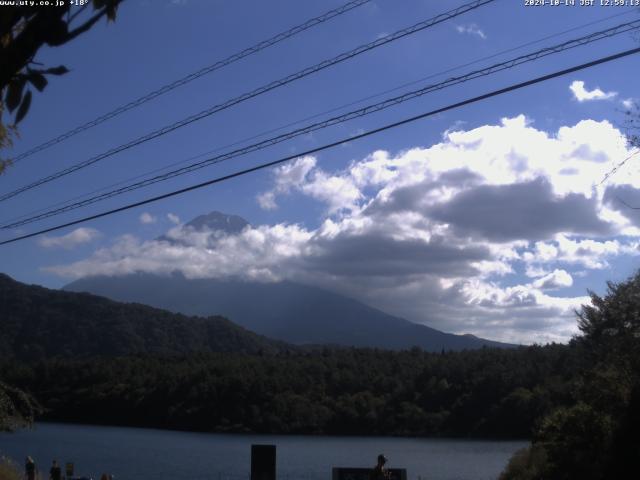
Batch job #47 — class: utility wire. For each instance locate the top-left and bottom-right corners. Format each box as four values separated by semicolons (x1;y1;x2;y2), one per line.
3;19;639;230
616;197;640;210
599;149;640;185
9;0;372;164
4;8;633;228
2;45;639;246
0;0;497;203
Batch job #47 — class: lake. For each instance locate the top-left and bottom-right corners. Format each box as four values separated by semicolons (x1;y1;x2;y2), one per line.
0;423;526;480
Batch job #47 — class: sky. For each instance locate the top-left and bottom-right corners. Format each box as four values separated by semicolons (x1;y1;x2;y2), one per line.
1;0;640;344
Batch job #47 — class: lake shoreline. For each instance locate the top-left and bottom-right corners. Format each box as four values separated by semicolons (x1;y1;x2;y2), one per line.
33;417;532;442
1;422;527;480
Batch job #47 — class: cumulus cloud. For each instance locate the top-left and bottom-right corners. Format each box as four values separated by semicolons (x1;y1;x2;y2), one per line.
258;156;363;213
39;228;101;249
532;269;573;290
603;184;640;227
167;213;180;224
46;224;312;282
139;212;156;224
522;235;640;270
46;116;640;344
455;23;486;39
257;156;316;210
430;178;612;241
570;80;617;102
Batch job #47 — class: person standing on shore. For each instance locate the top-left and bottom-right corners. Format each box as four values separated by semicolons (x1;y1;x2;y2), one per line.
25;457;36;480
370;454;390;480
49;460;61;480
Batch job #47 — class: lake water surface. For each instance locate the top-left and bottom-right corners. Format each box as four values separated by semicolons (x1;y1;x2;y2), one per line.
0;423;526;480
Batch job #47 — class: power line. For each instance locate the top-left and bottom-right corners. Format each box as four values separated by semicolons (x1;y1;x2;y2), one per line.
4;19;639;230
616;197;640;210
9;0;372;164
599;149;640;185
2;45;639;246
4;8;633;228
0;0;497;203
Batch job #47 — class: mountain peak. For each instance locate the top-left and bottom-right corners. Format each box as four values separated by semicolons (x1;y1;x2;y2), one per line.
157;212;249;244
184;211;249;234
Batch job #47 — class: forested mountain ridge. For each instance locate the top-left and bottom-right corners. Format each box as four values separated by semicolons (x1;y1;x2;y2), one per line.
0;273;286;359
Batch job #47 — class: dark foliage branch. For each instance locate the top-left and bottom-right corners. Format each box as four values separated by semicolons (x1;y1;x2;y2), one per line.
0;381;39;431
0;0;122;173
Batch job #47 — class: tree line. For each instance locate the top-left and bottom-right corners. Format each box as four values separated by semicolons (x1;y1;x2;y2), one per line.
0;343;577;438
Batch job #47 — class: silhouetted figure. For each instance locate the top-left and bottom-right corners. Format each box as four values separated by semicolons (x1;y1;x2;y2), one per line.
370;454;390;480
25;456;36;480
49;460;61;480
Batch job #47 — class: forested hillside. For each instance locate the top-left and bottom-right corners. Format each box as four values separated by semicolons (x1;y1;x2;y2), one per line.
0;273;286;359
0;344;577;438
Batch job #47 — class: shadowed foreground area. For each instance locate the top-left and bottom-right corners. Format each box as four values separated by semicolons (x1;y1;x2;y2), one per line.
500;271;640;479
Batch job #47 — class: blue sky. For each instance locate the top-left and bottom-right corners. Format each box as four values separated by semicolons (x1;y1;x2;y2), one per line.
1;0;640;343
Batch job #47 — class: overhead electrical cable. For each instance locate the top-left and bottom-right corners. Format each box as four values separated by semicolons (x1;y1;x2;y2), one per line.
9;0;372;164
1;45;639;246
599;149;640;185
3;7;633;228
0;0;497;203
3;19;640;230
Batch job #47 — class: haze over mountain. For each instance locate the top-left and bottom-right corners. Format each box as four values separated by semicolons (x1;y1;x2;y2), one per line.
0;273;285;360
65;212;515;351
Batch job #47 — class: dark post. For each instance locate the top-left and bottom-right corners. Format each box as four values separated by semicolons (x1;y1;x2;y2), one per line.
65;462;74;479
251;444;276;480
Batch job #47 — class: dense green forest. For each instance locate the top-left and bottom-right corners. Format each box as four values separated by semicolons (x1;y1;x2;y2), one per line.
0;344;577;437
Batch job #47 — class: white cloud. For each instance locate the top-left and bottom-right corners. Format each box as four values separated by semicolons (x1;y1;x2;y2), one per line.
522;235;640;270
455;23;486;39
525;264;549;278
622;98;635;110
532;269;573;290
47;116;640;344
46;224;312;282
300;170;363;213
570;80;617;102
39;228;101;249
139;212;156;224
256;191;277;210
167;213;180;224
257;156;316;210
